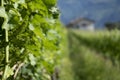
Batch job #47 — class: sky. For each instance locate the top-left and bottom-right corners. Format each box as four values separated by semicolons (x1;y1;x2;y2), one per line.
57;0;120;28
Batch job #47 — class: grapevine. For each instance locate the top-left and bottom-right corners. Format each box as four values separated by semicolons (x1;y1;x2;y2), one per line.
72;30;120;65
0;0;62;80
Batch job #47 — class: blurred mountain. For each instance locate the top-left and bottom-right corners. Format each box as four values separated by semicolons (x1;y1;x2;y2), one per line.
57;0;120;28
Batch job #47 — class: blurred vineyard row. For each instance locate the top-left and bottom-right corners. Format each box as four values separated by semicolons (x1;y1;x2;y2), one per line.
60;29;120;80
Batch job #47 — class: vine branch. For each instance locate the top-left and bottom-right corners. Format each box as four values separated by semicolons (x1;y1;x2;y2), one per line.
1;0;3;6
1;0;9;80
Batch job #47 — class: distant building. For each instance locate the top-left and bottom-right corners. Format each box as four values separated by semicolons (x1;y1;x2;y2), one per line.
66;18;95;31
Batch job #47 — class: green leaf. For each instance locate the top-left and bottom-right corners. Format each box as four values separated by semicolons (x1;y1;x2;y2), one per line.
29;23;34;31
29;54;36;66
6;66;14;77
42;0;57;7
9;9;21;16
0;7;8;29
3;66;14;79
0;7;7;18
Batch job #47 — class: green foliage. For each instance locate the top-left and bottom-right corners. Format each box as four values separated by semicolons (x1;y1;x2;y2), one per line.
0;0;62;80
